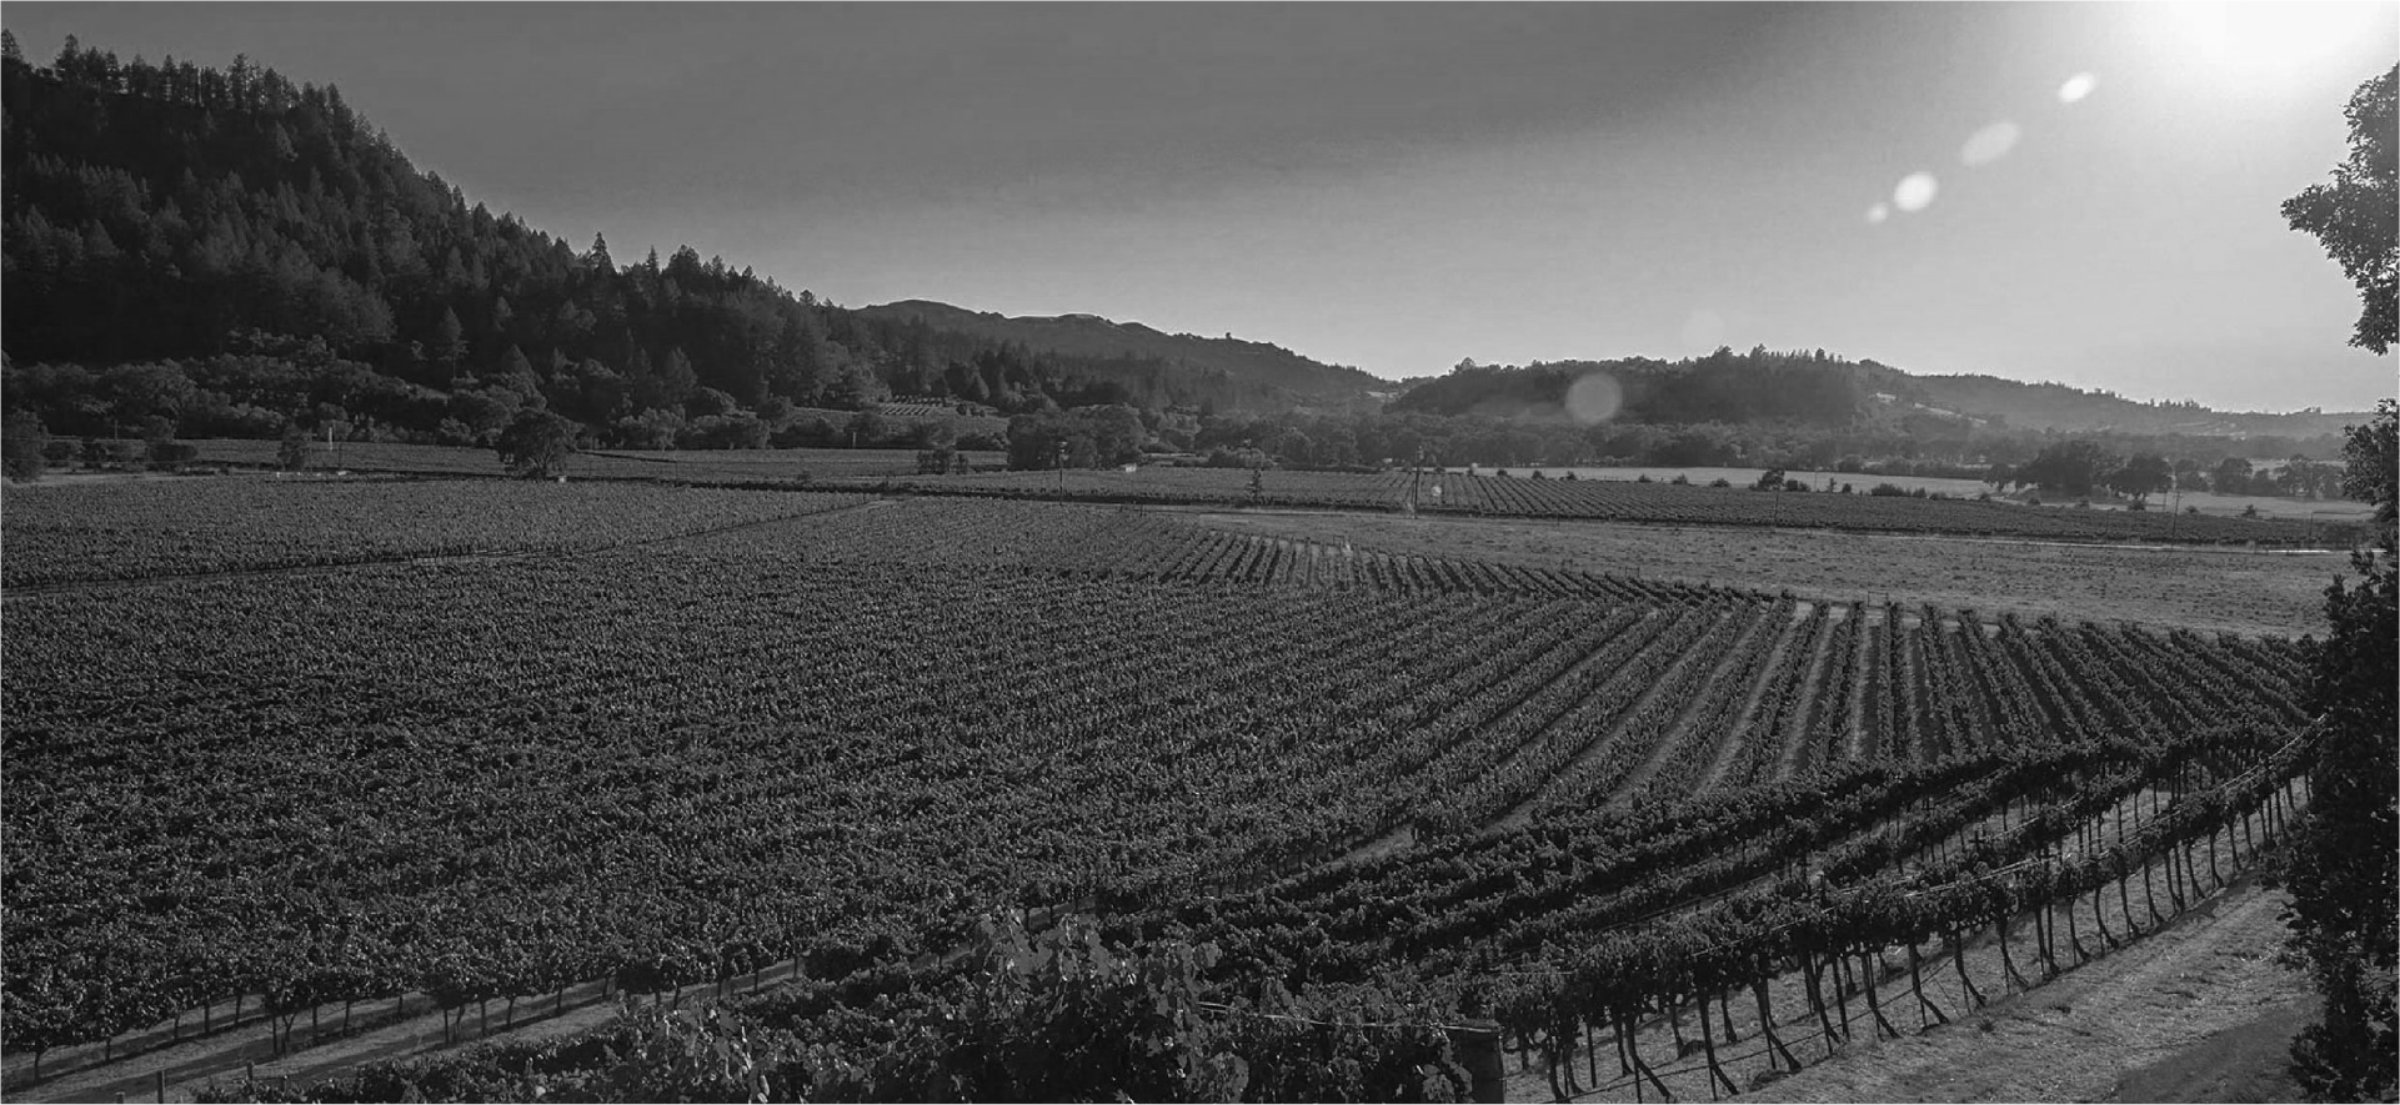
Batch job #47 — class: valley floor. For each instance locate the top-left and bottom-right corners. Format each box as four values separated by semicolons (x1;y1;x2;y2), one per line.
1184;508;2340;638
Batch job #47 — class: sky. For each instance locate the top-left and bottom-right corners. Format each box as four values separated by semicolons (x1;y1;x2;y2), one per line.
6;2;2395;411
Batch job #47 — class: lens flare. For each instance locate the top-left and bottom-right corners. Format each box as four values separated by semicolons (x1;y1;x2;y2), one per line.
1893;172;1938;213
1961;121;2021;167
1564;373;1624;425
1866;202;1891;225
2058;72;2097;103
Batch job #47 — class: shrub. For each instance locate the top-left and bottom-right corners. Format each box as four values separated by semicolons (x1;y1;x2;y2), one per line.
3;411;50;480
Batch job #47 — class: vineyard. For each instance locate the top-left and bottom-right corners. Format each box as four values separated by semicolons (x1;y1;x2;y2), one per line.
846;465;2342;546
147;441;2354;545
0;484;2322;1101
0;479;871;588
175;439;999;483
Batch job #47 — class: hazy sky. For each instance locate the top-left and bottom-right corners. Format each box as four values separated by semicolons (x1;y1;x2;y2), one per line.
7;3;2395;410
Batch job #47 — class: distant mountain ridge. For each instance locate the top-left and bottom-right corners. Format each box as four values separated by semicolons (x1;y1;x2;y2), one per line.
1390;351;2370;440
859;300;1385;413
1863;366;2374;438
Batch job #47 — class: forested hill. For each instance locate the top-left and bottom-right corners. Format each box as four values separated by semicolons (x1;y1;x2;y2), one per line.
0;36;1331;446
858;300;1383;413
1389;349;1869;426
1393;349;2372;436
1866;367;2373;438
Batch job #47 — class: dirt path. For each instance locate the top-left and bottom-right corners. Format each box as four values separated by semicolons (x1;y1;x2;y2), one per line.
1693;607;1810;794
1843;607;1876;760
1772;605;1846;780
1489;610;1729;826
1600;607;1776;808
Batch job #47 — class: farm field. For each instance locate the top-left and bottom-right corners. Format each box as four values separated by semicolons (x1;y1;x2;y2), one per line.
173;439;1001;482
1505;465;2376;523
0;478;870;588
840;463;2347;545
1502;465;1995;497
1178;508;2342;638
1;485;2325;1102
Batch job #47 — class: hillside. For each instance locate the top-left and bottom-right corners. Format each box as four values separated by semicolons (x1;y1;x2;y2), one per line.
0;38;1332;447
858;299;1384;413
1392;351;2373;441
1872;368;2373;438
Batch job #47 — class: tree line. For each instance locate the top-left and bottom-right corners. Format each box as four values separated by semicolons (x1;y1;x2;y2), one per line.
0;35;1278;457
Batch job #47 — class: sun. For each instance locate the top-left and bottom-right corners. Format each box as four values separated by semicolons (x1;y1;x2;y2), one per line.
2146;1;2395;77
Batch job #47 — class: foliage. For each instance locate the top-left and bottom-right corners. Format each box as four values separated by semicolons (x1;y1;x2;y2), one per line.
1005;405;1146;470
493;410;578;478
2013;439;2120;497
2279;68;2397;1097
1390;346;1866;426
2283;400;2398;1101
3;486;2319;1081
3;409;49;479
0;41;1295;447
2282;66;2398;355
275;426;312;472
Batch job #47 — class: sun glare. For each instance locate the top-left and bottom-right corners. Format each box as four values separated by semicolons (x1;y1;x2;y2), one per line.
2141;2;2394;80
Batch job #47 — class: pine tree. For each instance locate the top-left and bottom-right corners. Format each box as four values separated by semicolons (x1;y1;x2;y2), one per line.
432;305;468;387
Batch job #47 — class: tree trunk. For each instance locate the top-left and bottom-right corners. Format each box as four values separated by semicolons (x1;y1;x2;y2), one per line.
1698;982;1738;1100
1623;1006;1670;1103
2094;882;2120;949
2119;855;2142;936
2065;892;2089;963
1859;949;1901;1040
1804;950;1841;1054
1754;971;1800;1071
1831;951;1854;1039
1950;927;1985;1009
1998;914;2031;993
1908;941;1947;1027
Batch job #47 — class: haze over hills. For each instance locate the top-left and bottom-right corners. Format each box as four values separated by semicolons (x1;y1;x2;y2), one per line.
857;299;1387;413
0;34;2370;466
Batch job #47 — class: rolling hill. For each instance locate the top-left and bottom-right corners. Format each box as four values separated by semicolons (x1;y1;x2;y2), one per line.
859;299;1385;413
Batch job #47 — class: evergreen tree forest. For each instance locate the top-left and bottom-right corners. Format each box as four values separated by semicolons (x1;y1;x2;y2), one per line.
0;36;1253;449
